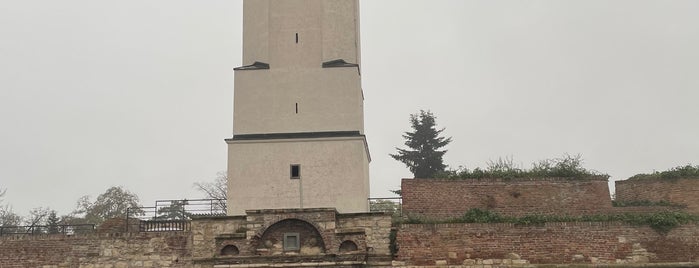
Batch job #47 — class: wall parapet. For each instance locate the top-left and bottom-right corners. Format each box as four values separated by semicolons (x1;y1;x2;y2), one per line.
616;177;699;214
402;177;613;220
396;222;699;266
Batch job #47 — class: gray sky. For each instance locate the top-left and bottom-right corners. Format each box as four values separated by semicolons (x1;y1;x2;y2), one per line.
1;0;698;216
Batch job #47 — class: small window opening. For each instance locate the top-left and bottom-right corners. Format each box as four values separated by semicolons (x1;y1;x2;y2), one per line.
220;245;240;256
291;165;300;179
283;233;300;251
295;103;298;114
339;240;359;252
295;33;299;44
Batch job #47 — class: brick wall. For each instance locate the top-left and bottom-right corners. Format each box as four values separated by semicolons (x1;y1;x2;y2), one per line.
0;210;393;268
616;178;699;214
0;232;191;268
396;222;699;266
402;177;613;220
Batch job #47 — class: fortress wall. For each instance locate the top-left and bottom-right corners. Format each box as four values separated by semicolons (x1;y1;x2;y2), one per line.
401;178;613;220
616;178;699;214
0;232;192;268
396;222;699;266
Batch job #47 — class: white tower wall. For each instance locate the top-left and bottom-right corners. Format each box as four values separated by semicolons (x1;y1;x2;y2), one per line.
227;0;369;215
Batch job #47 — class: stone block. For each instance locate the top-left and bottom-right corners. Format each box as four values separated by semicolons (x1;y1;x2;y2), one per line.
512;259;529;265
631;255;649;263
392;261;406;266
463;259;476;265
505;252;521;260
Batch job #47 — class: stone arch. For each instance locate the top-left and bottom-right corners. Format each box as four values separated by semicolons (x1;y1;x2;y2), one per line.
220;245;240;256
339;240;359;253
254;218;327;255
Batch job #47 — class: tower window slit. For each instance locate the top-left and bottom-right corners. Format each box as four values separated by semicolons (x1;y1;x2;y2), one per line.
295;103;298;114
291;165;301;179
295;33;299;44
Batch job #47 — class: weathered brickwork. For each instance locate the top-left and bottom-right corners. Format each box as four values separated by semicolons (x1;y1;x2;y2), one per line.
190;208;393;267
0;209;393;268
191;216;247;260
616;178;699;214
402;177;613;220
396;222;699;266
0;232;191;268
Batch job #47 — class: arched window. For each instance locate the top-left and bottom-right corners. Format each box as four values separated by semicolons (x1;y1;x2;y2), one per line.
339;240;358;252
220;245;240;256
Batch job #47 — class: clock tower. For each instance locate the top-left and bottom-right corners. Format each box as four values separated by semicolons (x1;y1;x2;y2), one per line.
226;0;370;215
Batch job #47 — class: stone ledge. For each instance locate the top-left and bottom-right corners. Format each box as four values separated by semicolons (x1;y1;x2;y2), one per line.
213;261;365;267
389;262;699;268
335;228;365;234
245;208;338;215
216;233;246;240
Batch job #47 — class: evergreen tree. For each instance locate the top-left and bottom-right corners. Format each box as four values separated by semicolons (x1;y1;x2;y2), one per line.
47;210;60;234
391;110;452;178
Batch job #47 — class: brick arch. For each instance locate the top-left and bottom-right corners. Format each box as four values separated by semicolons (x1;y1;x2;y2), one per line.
251;218;328;253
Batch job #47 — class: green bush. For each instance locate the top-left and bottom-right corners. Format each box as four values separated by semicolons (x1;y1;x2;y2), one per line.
612;200;685;208
457;208;507;223
436;154;606;180
389;229;399;256
629;165;699;180
408;209;699;233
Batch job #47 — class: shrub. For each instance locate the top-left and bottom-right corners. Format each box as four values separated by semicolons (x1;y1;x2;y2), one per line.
416;209;699;233
436;154;605;180
612;200;686;208
457;208;507;223
629;165;699;180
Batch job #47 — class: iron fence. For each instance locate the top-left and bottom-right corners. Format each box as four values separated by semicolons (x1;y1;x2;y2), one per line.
368;197;402;217
126;198;226;232
0;224;95;236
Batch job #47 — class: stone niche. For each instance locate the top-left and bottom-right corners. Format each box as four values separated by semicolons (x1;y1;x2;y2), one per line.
191;208;392;267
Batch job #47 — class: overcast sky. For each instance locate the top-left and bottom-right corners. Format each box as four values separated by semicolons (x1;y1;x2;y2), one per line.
1;0;698;216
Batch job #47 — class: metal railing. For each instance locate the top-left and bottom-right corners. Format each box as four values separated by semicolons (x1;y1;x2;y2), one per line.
126;198;226;232
0;224;95;236
368;197;402;217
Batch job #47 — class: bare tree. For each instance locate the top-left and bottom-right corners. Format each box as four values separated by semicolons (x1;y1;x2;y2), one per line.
0;188;23;227
193;171;227;211
24;207;51;227
72;186;142;225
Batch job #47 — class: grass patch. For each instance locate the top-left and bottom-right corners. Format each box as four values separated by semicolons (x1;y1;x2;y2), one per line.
436;154;607;180
401;209;699;233
629;165;699;180
612;200;686;208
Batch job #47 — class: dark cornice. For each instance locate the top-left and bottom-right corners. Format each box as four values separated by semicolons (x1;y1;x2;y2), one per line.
234;61;270;71
227;131;362;141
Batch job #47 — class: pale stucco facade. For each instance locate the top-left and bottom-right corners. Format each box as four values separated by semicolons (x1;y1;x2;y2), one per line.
227;0;370;215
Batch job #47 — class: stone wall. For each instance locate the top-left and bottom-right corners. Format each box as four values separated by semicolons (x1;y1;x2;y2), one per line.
0;209;392;268
0;232;191;268
191;216;247;261
402;177;612;220
616;178;699;214
337;212;393;255
190;208;393;267
396;222;699;266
